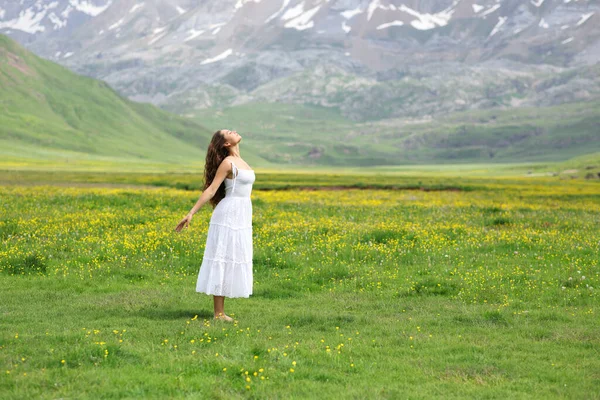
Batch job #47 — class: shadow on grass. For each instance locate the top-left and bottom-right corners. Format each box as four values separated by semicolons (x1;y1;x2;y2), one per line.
1;253;47;275
136;308;214;320
254;287;301;299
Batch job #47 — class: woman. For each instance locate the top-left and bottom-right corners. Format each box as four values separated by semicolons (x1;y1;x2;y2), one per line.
175;129;255;322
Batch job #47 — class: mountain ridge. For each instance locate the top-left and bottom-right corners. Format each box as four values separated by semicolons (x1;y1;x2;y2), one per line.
1;0;599;119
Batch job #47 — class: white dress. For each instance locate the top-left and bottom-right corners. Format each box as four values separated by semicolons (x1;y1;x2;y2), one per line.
196;161;255;298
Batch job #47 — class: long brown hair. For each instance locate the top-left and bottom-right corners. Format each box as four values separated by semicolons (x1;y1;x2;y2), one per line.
204;130;229;208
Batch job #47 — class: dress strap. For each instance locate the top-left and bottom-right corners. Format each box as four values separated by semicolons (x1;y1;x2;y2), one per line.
230;161;238;194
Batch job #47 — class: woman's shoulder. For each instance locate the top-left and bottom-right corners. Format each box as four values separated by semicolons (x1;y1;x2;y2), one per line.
221;156;236;166
220;156;248;170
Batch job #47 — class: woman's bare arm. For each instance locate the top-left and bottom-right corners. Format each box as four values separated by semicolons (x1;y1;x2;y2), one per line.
188;159;232;215
175;159;232;232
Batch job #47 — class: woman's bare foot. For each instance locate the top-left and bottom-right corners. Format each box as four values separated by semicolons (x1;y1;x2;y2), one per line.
214;313;234;322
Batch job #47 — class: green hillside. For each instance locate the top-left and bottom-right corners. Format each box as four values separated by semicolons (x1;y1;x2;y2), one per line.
193;100;600;166
0;34;266;167
549;152;600;179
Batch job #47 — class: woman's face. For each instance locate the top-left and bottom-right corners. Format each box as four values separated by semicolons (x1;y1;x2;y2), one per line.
223;129;241;146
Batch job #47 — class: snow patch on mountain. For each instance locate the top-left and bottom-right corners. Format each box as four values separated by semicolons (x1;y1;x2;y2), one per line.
576;12;594;26
341;7;361;19
367;0;386;21
201;49;233;65
184;28;204;42
68;0;112;17
148;32;165;45
129;3;143;14
377;20;404;30
61;5;73;18
0;1;109;34
48;12;66;29
480;4;500;18
0;6;51;34
266;0;290;23
489;16;506;37
235;0;261;10
398;4;454;30
108;18;123;30
281;2;305;21
282;3;321;31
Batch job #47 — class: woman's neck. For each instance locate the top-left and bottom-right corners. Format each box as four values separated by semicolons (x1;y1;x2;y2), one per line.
228;145;240;158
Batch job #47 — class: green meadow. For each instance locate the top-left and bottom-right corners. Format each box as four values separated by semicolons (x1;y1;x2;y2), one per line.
1;170;599;399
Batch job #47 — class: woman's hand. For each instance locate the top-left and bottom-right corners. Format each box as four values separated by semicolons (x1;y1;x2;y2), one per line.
175;214;193;232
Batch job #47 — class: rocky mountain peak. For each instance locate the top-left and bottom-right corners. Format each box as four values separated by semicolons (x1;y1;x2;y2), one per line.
1;0;599;119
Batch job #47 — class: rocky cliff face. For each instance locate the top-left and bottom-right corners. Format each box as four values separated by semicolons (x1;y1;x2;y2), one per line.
2;0;599;119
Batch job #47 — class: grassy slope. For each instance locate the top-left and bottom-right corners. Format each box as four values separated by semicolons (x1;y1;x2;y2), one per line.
192;103;383;166
427;100;600;161
192;100;600;167
551;152;600;179
0;35;270;166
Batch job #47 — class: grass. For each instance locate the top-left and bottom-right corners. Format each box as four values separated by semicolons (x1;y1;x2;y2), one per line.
0;164;579;192
550;152;600;180
0;34;223;166
1;173;599;398
191;100;600;166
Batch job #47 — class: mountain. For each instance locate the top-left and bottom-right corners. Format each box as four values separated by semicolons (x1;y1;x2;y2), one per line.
1;0;599;121
0;34;222;165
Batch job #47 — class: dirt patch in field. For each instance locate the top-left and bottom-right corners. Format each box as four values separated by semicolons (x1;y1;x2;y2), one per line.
259;185;466;192
1;181;468;192
0;181;161;190
1;50;35;76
